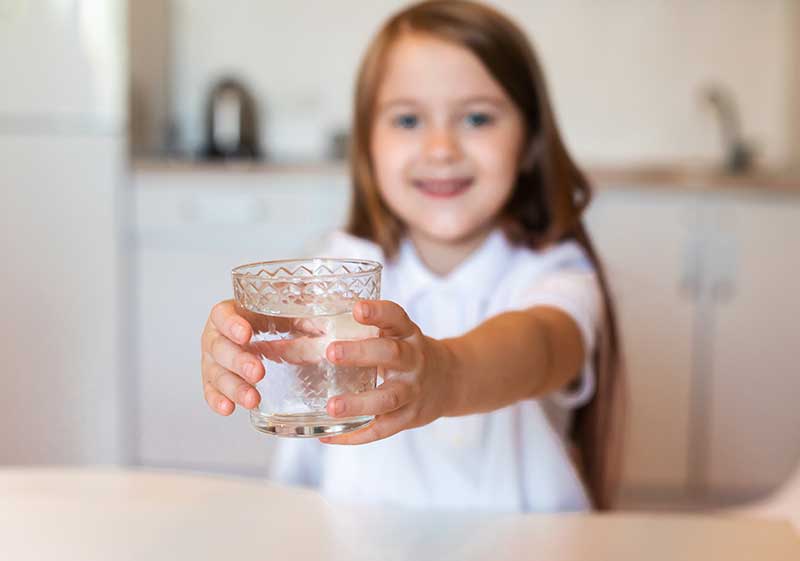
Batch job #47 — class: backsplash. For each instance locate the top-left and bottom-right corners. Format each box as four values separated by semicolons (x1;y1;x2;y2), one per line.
142;0;800;167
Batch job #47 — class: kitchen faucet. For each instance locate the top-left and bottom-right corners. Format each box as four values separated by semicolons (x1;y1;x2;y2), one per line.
702;84;756;174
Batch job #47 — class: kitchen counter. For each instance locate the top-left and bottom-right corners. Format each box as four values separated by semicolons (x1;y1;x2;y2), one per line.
587;164;800;193
1;467;797;560
131;158;800;193
132;157;348;176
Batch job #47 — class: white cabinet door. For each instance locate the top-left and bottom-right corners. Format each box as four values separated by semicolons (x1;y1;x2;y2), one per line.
133;171;350;475
706;194;800;498
586;189;698;493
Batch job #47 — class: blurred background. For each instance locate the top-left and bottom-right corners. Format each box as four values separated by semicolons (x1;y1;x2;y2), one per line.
2;0;799;514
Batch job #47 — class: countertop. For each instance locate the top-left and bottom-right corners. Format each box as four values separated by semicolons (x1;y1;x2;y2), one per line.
587;164;800;193
132;158;800;193
132;157;348;176
1;467;798;560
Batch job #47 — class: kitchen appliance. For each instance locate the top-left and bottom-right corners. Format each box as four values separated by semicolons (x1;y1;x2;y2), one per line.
200;77;262;160
0;0;127;464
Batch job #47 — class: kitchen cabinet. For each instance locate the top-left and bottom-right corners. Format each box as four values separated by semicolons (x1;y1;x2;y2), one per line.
586;187;800;506
132;167;350;475
585;189;698;493
705;195;800;498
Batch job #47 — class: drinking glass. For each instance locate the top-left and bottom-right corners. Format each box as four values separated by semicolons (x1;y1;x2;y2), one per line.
232;258;382;437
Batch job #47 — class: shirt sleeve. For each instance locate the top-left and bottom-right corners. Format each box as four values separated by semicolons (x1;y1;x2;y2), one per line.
517;264;603;410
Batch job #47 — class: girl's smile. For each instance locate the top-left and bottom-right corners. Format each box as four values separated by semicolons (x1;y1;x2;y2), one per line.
411;176;474;198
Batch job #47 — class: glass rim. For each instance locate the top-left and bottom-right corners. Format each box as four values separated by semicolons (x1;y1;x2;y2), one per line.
231;257;383;282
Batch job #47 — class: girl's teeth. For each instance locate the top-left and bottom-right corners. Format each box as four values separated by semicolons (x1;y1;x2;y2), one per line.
415;178;471;194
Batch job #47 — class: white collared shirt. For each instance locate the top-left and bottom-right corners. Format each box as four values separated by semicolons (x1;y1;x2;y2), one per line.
269;228;602;512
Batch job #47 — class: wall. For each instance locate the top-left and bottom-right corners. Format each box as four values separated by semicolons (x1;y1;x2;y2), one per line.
788;0;800;171
165;0;797;168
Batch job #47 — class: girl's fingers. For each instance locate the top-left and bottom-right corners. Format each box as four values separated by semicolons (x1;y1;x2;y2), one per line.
208;334;264;384
326;337;416;370
354;300;418;338
325;337;417;371
252;336;325;366
210;300;252;345
205;359;261;410
326;379;415;419
320;405;415;445
294;317;326;336
204;382;235;416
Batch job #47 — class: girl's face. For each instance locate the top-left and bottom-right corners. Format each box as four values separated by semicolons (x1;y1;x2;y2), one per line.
370;33;526;245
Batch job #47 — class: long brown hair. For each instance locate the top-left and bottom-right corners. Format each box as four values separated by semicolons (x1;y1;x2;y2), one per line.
346;0;625;510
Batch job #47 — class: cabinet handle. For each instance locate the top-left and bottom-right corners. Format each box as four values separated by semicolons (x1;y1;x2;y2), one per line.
710;236;738;304
711;279;735;303
679;239;702;300
181;197;269;225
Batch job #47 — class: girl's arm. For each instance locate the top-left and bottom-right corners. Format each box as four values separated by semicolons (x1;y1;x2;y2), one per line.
321;300;586;445
440;306;585;417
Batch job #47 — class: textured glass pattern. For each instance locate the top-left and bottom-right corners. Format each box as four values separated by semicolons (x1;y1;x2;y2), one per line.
233;259;381;316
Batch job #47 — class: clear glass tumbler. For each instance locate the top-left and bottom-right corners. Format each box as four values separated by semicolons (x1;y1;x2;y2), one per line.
232;258;382;437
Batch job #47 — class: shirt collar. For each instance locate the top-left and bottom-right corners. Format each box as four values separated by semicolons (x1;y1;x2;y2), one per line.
390;228;515;304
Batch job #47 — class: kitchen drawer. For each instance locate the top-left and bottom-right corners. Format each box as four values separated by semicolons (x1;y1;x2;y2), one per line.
132;169;351;252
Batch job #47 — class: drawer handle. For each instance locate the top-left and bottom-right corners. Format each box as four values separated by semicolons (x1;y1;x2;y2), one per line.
181;198;269;225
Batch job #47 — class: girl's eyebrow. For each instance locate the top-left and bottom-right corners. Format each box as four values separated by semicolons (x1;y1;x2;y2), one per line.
378;95;508;111
454;95;508;107
377;98;420;112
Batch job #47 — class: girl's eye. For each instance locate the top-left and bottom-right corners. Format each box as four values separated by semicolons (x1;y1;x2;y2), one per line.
392;114;419;129
464;112;494;127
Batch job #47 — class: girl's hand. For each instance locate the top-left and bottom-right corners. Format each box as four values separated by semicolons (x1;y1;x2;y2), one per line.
200;300;264;415
321;300;453;445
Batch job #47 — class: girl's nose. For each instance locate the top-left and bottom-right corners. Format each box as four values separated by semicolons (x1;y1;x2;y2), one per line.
422;127;461;163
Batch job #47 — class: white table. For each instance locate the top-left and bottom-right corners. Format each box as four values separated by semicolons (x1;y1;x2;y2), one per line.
1;468;797;560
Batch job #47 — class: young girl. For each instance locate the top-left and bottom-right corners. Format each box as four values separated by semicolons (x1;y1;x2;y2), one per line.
200;0;624;512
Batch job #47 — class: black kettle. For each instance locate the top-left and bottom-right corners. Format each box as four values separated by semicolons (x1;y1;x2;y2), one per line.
200;77;263;160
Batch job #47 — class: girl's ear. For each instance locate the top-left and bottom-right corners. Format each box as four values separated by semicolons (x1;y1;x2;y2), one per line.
519;135;544;173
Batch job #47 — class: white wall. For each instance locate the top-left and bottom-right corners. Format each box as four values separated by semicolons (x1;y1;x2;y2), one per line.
168;0;797;168
787;0;800;171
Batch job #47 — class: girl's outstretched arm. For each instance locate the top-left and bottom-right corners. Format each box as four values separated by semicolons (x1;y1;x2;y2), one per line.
441;306;585;417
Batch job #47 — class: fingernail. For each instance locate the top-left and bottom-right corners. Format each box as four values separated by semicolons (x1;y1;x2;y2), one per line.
330;344;343;361
334;399;345;416
243;363;256;382
232;323;247;342
359;302;370;319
